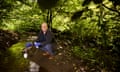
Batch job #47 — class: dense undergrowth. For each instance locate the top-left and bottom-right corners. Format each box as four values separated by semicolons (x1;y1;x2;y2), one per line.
58;30;120;72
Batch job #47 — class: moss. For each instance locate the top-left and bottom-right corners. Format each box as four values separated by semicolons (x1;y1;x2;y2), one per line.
0;41;29;72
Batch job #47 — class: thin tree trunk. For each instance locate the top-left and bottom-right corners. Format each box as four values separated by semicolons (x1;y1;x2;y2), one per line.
99;3;107;49
46;9;52;30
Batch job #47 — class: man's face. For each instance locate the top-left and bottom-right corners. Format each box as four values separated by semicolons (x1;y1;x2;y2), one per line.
41;23;48;32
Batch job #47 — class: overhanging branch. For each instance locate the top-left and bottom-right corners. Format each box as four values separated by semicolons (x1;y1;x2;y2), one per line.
102;4;120;15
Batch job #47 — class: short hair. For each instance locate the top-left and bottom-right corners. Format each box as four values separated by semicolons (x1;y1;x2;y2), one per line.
41;22;47;25
41;22;48;28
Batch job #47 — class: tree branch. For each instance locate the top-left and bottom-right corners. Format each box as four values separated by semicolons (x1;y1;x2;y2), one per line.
102;4;120;15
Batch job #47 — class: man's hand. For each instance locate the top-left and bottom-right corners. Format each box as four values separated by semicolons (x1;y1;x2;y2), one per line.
34;42;41;48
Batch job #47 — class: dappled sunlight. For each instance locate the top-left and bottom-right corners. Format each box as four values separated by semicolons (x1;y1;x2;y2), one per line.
0;0;120;72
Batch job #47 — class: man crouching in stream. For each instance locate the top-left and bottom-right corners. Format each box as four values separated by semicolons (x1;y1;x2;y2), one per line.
24;22;54;59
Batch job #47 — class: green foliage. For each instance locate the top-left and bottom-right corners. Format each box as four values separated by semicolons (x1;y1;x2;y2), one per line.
0;0;15;25
72;46;118;71
1;1;44;33
0;0;120;71
72;46;97;60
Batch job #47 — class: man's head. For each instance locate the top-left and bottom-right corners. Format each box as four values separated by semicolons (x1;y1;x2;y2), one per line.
41;22;48;32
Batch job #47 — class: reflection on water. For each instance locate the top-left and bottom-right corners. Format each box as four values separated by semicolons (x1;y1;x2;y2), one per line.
29;61;40;72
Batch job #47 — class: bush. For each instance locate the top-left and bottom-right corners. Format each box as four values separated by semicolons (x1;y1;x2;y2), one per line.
72;46;119;71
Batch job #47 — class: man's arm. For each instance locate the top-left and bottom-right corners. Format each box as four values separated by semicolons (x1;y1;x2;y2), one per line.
35;32;41;42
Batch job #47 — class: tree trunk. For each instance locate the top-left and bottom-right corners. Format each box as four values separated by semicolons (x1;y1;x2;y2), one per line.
46;9;52;30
